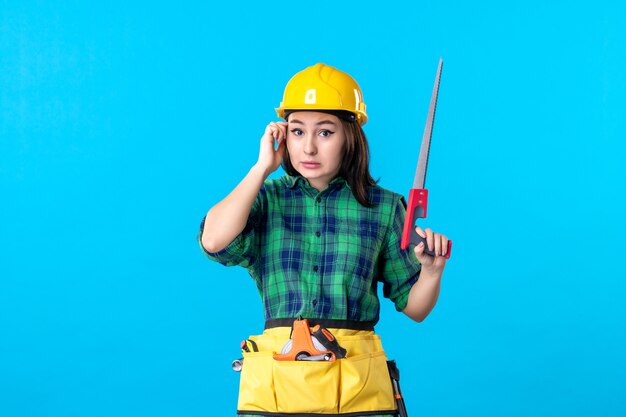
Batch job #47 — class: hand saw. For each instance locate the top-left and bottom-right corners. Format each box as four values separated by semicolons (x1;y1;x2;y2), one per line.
400;58;452;259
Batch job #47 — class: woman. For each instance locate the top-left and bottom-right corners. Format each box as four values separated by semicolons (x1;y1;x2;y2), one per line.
199;63;449;417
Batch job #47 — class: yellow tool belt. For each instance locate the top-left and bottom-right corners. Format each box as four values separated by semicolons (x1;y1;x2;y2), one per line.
237;326;397;416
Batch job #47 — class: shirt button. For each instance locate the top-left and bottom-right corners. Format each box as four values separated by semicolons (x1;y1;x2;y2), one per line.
312;299;318;306
315;231;321;237
316;197;321;203
313;265;319;272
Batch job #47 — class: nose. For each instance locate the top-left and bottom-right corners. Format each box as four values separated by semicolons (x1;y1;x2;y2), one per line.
303;135;317;155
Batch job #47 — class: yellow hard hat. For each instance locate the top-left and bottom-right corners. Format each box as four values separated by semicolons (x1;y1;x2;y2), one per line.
276;63;368;125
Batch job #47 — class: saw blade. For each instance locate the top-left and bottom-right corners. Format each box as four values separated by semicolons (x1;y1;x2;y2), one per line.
413;57;443;189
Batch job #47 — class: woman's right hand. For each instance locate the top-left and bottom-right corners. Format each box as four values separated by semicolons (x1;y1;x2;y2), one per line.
256;121;287;175
202;121;287;253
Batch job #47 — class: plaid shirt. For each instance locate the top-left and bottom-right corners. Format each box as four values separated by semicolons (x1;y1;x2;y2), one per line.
198;174;421;325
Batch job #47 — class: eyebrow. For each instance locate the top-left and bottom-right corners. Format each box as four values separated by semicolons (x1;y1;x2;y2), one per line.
289;119;337;126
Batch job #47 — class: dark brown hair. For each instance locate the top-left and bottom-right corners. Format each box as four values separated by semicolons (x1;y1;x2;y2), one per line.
281;115;378;207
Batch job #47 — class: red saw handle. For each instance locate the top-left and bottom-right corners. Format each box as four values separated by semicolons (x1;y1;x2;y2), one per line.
401;188;452;258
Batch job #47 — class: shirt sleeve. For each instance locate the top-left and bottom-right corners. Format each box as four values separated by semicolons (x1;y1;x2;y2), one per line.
379;196;422;311
197;187;265;271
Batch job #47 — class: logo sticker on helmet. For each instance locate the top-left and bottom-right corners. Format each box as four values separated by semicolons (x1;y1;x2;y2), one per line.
304;89;316;104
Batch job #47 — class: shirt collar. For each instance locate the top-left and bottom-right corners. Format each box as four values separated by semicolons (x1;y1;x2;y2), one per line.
283;174;348;191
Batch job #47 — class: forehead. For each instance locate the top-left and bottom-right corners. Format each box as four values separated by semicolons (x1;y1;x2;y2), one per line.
287;111;341;125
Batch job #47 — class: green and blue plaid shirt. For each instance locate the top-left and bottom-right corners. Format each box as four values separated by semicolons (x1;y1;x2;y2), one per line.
199;174;421;325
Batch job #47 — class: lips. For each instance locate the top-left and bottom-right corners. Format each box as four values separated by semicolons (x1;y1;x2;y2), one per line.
301;161;320;169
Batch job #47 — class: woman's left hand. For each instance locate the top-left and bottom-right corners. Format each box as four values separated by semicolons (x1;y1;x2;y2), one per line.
413;226;449;274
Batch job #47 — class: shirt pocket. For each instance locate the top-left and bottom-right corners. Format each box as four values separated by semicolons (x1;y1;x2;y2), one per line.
335;219;382;270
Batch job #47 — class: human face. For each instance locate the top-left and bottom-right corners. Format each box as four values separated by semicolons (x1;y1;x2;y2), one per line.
286;112;346;191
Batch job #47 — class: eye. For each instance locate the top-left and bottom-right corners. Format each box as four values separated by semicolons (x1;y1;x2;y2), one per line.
319;129;334;137
290;128;303;136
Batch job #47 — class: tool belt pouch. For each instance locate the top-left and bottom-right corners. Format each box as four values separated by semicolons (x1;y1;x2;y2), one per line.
237;332;397;415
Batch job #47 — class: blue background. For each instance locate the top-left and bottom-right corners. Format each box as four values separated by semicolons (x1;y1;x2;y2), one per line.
2;1;625;416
